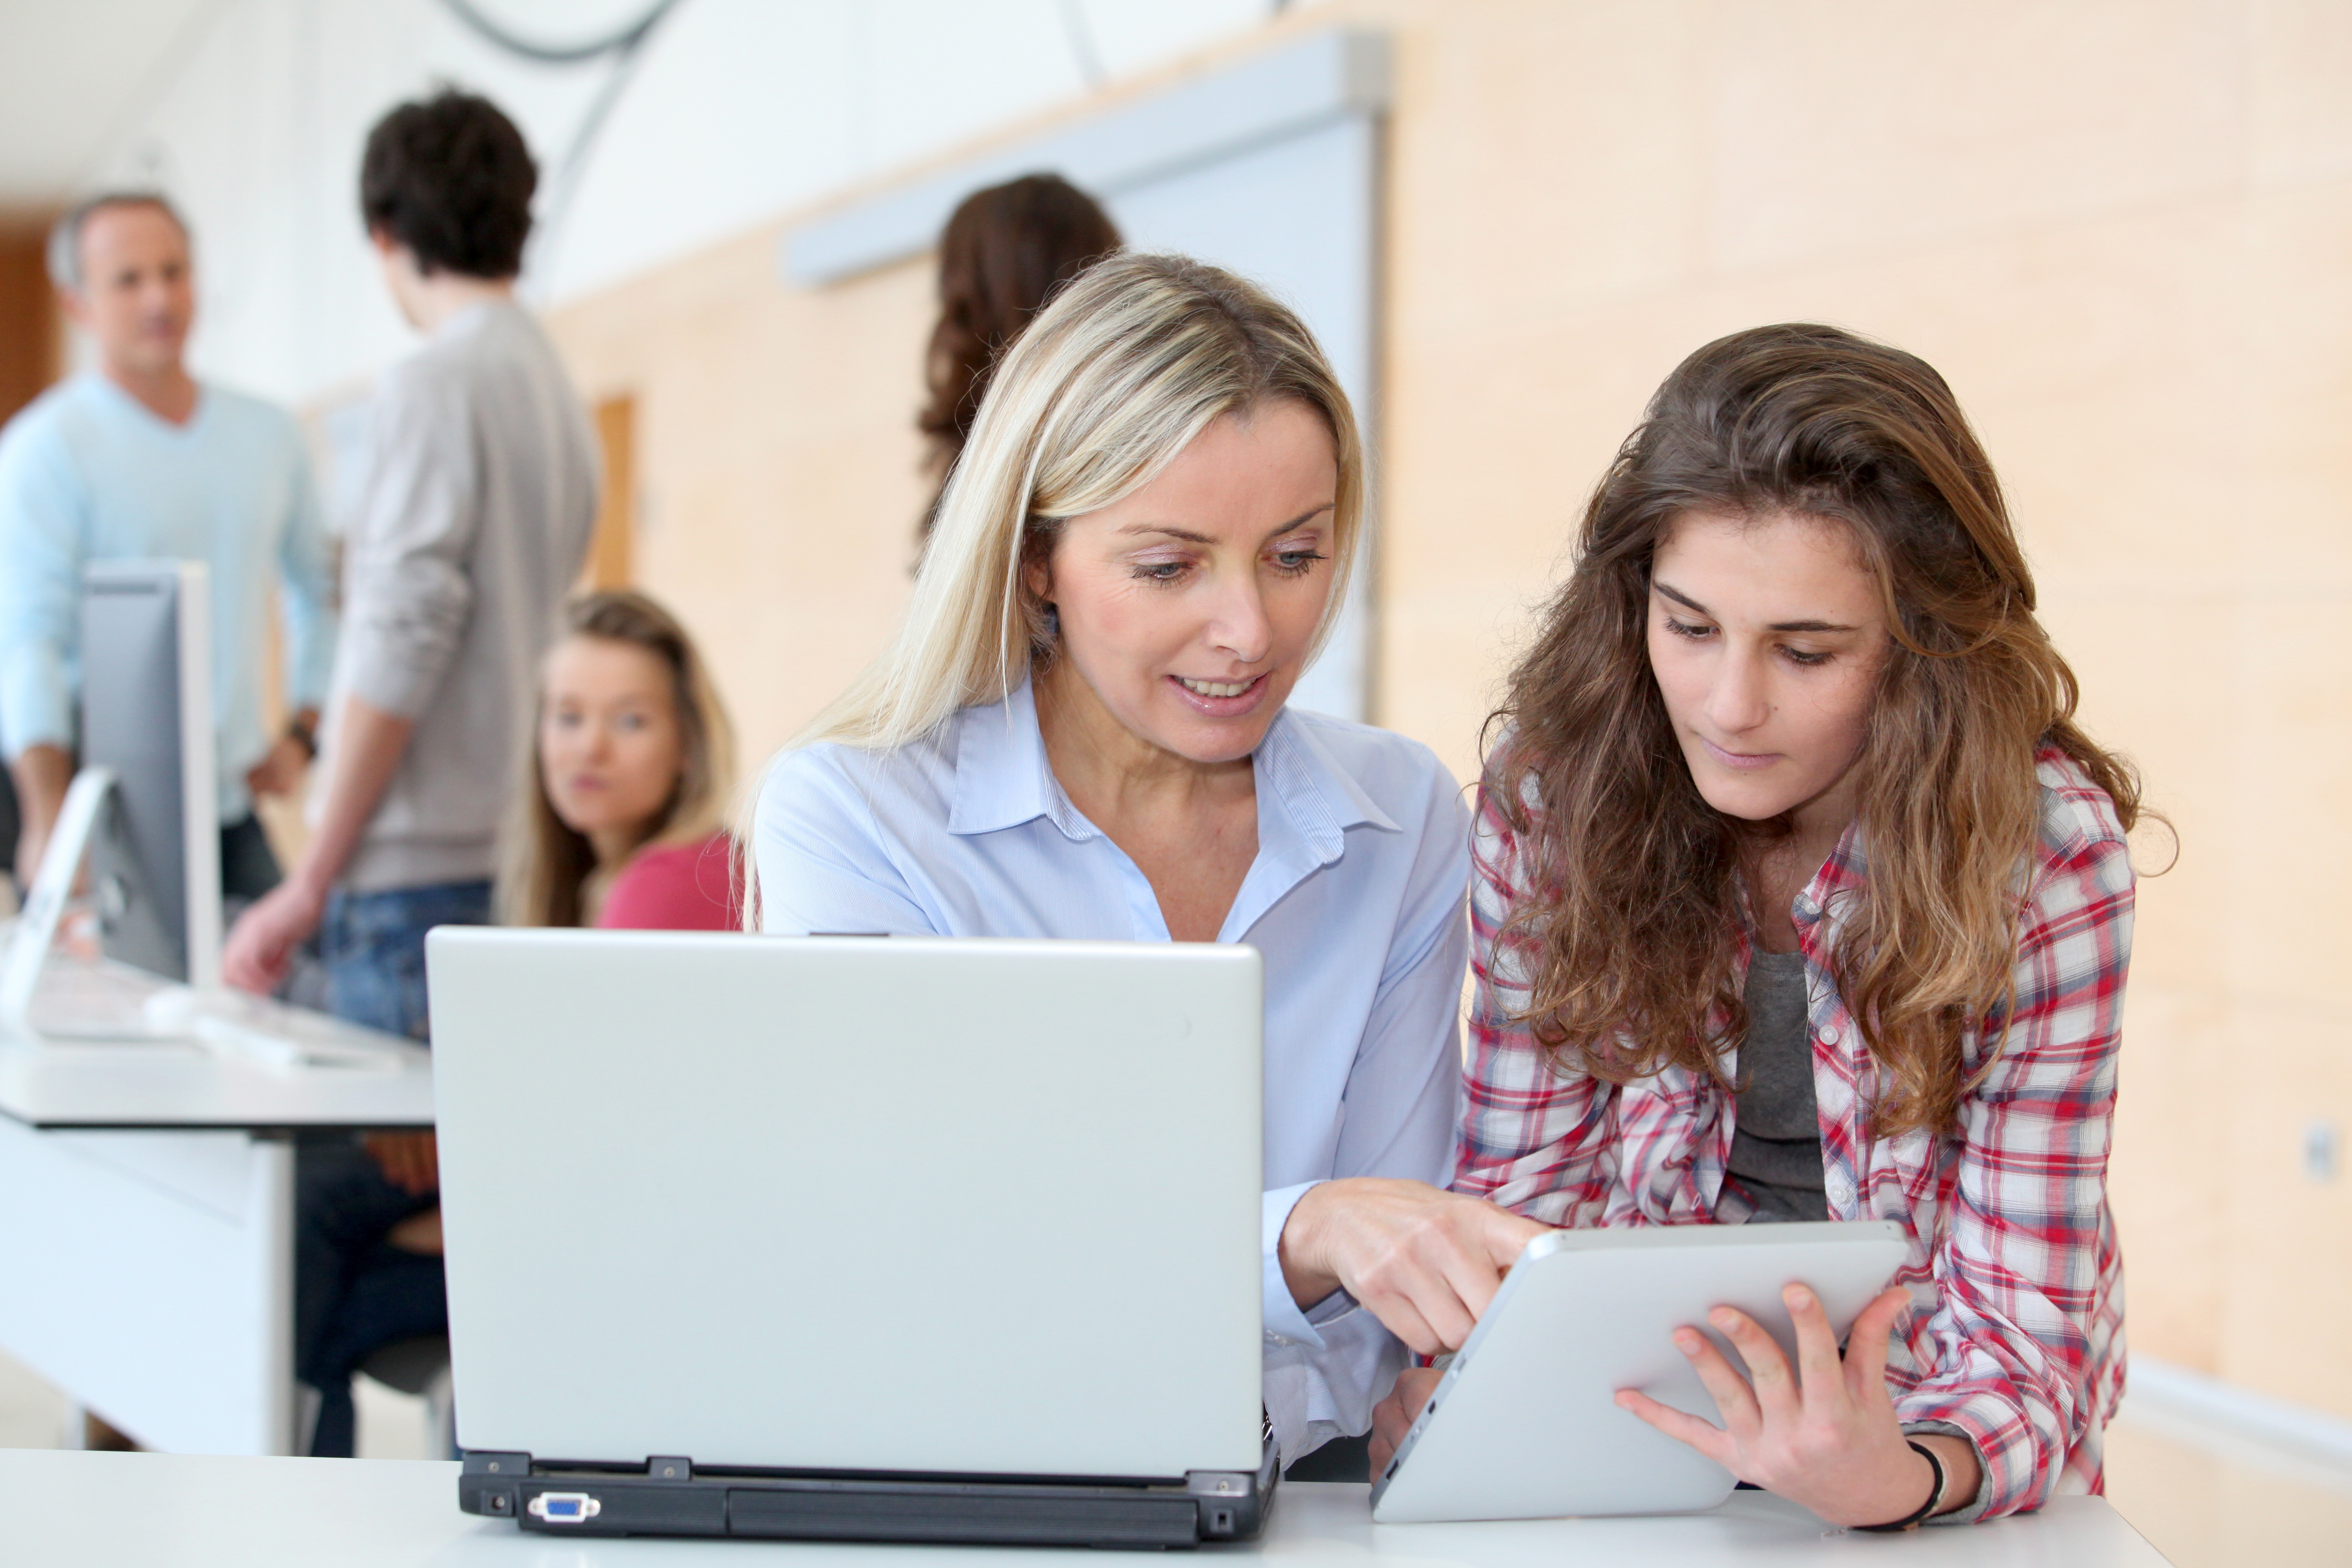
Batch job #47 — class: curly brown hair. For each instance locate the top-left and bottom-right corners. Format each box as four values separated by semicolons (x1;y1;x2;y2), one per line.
1485;322;2143;1136
917;174;1120;531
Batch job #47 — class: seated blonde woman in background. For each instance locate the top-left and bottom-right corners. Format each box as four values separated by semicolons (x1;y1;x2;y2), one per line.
293;591;737;1413
500;589;738;931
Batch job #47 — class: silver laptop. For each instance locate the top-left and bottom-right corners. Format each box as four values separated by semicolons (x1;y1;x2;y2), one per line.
427;929;1274;1546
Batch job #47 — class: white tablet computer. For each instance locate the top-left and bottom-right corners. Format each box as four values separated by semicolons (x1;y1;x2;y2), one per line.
1371;1220;1909;1523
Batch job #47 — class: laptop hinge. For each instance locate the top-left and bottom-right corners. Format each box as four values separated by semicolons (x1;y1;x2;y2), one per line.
647;1455;693;1482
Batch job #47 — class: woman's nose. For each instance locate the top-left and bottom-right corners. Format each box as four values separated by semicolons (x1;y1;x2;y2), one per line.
1703;646;1770;734
1207;582;1272;664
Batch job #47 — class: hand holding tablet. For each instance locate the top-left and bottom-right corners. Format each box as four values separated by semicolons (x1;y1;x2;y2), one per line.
1368;1221;1912;1524
1617;1279;1978;1528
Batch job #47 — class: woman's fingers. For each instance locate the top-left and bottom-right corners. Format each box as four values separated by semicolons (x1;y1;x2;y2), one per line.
1342;1186;1547;1353
1675;1326;1763;1438
1360;1290;1447;1359
1785;1283;1846;1408
1408;1266;1483;1352
1475;1203;1551;1269
1707;1306;1799;1423
1357;1244;1475;1351
1844;1286;1911;1395
1615;1388;1736;1470
1427;1236;1511;1343
1426;1200;1546;1336
1368;1366;1441;1474
1390;1366;1443;1419
1444;1204;1548;1323
1367;1397;1409;1475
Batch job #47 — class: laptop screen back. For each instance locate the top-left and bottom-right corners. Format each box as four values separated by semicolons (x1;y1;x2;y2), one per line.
427;930;1264;1480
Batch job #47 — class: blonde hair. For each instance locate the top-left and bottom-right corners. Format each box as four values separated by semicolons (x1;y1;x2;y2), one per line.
801;250;1364;751
499;591;738;928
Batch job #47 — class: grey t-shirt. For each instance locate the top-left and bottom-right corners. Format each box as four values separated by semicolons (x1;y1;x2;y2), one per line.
1725;949;1829;1222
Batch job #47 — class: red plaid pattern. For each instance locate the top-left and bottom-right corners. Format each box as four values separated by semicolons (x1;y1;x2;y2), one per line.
1456;747;2134;1521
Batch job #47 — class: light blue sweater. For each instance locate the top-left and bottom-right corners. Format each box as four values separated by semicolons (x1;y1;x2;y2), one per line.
0;374;335;823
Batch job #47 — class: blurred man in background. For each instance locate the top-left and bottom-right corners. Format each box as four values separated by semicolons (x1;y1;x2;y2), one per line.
0;192;335;897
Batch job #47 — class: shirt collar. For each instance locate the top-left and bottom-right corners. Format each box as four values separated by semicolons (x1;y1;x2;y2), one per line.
1793;818;1870;935
948;680;1091;839
432;298;515;345
1253;702;1400;868
946;679;1401;859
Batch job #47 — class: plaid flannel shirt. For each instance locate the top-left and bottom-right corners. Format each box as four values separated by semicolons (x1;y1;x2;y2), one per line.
1455;746;2134;1522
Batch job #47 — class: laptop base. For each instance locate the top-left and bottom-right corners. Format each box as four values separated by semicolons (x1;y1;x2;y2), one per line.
459;1439;1280;1550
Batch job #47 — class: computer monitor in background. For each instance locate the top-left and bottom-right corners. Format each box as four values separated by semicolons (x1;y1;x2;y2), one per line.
0;563;400;1064
77;560;221;988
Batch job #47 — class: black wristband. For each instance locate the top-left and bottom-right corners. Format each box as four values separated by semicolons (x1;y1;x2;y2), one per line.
286;715;317;760
1853;1440;1945;1532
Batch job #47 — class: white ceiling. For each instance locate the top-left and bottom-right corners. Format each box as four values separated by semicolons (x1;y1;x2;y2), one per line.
0;0;810;212
0;0;233;209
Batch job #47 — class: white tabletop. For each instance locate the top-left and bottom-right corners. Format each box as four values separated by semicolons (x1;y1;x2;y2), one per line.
0;1452;2170;1566
0;1034;434;1129
0;956;433;1130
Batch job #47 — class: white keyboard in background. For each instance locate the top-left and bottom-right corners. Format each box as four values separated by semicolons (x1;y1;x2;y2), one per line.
156;987;409;1073
19;957;166;1040
15;955;410;1072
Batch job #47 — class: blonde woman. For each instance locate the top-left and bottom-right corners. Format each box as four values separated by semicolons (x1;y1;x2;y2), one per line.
501;590;738;931
751;253;1542;1471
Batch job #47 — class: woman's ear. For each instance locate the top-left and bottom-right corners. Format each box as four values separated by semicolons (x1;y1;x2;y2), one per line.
1022;551;1054;606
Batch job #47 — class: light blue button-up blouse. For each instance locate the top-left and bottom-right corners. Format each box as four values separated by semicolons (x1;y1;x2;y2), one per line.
752;681;1472;1460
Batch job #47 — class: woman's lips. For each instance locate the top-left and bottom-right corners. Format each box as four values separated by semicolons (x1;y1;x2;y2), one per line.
1700;735;1780;771
1167;672;1270;718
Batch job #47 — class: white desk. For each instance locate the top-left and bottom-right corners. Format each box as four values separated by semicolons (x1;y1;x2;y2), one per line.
0;957;431;1455
0;1454;2172;1565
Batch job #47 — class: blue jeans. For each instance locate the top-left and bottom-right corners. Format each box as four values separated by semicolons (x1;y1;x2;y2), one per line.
296;879;490;1456
319;879;492;1041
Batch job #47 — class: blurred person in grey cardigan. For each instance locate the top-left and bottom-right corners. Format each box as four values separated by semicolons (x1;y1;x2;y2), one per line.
224;88;596;1457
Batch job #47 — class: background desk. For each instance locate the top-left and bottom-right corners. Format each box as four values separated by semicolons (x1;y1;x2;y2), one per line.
0;1453;2173;1565
0;957;431;1454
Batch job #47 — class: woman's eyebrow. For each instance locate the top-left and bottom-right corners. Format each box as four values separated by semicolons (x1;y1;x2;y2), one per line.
1261;503;1335;540
1115;523;1216;542
1653;579;1858;633
1114;502;1335;544
1653;580;1710;616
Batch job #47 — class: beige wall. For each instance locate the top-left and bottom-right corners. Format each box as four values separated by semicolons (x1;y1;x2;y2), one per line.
548;229;934;774
544;0;2352;1415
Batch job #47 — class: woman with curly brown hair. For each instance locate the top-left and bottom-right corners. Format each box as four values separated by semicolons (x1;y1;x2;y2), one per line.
1372;324;2143;1529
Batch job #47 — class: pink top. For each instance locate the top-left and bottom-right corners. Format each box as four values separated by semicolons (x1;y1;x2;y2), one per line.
596;833;738;931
